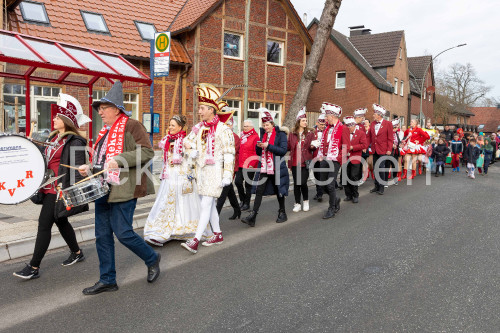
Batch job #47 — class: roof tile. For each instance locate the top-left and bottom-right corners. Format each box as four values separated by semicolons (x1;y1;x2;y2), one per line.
349;30;404;68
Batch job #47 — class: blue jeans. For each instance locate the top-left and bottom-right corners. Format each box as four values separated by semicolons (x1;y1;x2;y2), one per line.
95;195;158;284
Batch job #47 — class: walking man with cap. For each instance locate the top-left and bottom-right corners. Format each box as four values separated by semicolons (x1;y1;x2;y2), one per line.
368;104;393;195
311;111;326;201
79;81;161;295
343;116;367;203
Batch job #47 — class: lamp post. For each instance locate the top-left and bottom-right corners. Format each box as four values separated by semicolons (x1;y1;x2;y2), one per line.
419;43;466;126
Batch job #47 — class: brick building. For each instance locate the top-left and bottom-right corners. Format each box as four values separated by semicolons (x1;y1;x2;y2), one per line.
307;19;414;125
408;55;435;124
3;0;311;146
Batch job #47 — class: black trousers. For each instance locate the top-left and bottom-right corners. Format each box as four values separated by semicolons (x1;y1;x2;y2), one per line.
344;162;362;199
313;160;323;197
234;169;255;205
390;154;400;179
291;166;309;204
216;183;240;215
372;153;389;191
319;160;340;208
30;193;80;267
253;173;285;212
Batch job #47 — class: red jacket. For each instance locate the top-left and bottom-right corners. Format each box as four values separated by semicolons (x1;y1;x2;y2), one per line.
368;119;393;155
238;129;259;169
321;122;351;164
404;127;430;145
348;127;368;164
233;132;240;172
287;131;314;167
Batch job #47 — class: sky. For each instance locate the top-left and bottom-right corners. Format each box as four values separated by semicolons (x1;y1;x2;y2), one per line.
291;0;500;101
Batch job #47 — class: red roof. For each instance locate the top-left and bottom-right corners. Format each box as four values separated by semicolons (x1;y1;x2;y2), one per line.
469;107;500;133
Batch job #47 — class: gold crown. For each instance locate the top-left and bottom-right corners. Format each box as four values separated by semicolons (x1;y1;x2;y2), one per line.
197;83;228;113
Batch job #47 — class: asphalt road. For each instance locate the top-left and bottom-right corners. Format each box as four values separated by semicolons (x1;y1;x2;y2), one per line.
1;166;499;332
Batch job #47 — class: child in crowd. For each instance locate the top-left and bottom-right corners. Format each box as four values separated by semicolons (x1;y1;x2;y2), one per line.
450;134;463;172
463;138;480;179
432;138;450;177
482;137;494;175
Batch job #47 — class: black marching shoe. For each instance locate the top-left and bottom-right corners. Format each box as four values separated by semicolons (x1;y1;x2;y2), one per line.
369;186;379;193
82;281;119;295
147;252;161;283
241;211;257;227
240;202;250;211
276;209;287;223
316;195;323;202
377;189;384;195
334;197;341;213
352;197;359;203
13;264;39;280
62;250;85;266
322;207;335;219
344;196;353;202
228;208;241;220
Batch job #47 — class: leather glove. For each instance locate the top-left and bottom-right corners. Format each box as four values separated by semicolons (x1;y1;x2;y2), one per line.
221;177;232;187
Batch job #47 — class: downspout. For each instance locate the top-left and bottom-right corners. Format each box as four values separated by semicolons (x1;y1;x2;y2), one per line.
407;93;412;127
243;0;251;120
178;64;191;115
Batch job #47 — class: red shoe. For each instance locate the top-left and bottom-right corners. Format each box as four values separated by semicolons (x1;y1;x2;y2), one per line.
409;170;416;179
388;173;392;179
397;172;402;181
402;170;407;179
418;165;422;175
202;232;223;247
181;238;199;254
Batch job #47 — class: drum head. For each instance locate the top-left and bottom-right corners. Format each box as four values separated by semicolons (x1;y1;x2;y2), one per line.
0;135;46;205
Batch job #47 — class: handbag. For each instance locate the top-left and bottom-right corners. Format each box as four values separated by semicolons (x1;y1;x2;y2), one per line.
30;191;45;205
476;154;484;168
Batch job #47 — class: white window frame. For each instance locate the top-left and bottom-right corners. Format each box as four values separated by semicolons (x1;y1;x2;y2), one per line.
223;32;244;60
134;21;156;41
225;99;241;133
400;80;404;96
266;103;282;126
267;39;284;65
335;71;346;89
394;78;398;95
81;11;110;34
247;102;262;130
399;47;403;59
19;0;50;24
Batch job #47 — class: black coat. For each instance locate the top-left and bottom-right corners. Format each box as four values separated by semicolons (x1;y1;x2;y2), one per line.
463;144;481;167
432;143;450;163
442;130;454;142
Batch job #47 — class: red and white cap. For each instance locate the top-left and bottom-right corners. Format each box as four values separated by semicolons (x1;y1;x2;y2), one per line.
51;93;91;129
317;113;326;123
353;108;367;117
296;106;306;120
372;103;387;116
322;102;342;117
392;118;400;127
259;107;275;123
343;116;356;126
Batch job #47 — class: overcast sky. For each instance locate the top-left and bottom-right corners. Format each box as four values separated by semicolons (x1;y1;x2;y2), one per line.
291;0;500;100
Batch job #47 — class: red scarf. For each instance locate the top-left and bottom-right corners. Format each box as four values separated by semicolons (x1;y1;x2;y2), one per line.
203;115;219;165
319;121;342;161
260;128;276;174
159;131;186;179
94;114;128;184
240;128;257;144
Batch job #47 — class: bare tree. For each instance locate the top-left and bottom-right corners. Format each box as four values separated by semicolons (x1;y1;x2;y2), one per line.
282;0;342;128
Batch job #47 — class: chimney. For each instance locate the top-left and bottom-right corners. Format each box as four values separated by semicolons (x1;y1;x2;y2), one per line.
303;13;307;26
349;25;371;37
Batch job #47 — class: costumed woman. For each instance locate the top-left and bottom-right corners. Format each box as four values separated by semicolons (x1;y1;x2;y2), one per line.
144;115;212;246
14;94;90;280
402;119;430;180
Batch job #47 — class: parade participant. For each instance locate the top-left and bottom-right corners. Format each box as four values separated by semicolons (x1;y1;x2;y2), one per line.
343;116;367;204
144;115;212;246
353;108;368;183
464;137;480;179
235;120;259;211
14;94;90;280
482;137;494;175
432;138;450;177
181;83;235;253
79;82;160;295
288;107;314;212
363;119;375;180
216;114;241;219
403;119;430;180
450;134;463;172
391;118;404;183
311;111;326;201
316;103;350;219
367;104;393;195
241;108;289;226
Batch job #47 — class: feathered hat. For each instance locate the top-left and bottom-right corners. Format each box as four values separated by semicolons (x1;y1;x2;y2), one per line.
51;93;91;129
392;118;400;127
258;107;275;123
197;83;235;123
372;103;387;116
353;108;367;117
296;106;306;121
322;102;342;117
343;116;356;126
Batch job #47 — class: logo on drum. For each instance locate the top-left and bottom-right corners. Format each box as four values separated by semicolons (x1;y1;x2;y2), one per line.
0;170;34;197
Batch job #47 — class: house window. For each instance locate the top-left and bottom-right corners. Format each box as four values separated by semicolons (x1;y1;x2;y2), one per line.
81;11;110;34
267;40;283;65
335;72;346;89
224;32;243;59
135;21;156;40
225;100;241;133
394;78;398;94
247;102;262;129
19;1;49;24
3;84;27;133
266;103;282;126
399;47;403;59
400;80;404;96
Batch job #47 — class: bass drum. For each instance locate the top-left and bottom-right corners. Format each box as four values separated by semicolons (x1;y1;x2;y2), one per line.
0;134;46;205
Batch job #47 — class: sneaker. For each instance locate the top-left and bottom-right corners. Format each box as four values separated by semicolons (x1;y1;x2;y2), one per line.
303;200;310;212
181;238;199;254
202;232;223;247
62;251;85;266
292;203;301;212
13;264;39;280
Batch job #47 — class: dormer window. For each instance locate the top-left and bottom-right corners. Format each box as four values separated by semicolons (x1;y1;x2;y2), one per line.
81;11;110;34
135;21;156;41
19;1;49;24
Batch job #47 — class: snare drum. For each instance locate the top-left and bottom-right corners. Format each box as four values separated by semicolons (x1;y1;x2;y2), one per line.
0;134;46;205
61;177;109;207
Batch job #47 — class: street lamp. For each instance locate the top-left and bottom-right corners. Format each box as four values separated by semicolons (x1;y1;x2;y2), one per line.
419;43;466;126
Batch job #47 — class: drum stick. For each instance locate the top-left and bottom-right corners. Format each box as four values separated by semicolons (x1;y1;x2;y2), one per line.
74;169;108;185
60;164;81;170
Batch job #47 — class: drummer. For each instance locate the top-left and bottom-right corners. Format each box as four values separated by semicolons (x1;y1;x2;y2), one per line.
78;81;161;295
13;94;91;280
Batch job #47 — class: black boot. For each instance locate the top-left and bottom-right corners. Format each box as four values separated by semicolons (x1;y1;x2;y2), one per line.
240;197;250;211
241;211;257;227
276;209;287;223
322;207;335;219
228;207;241;220
344;196;353;202
334;197;341;213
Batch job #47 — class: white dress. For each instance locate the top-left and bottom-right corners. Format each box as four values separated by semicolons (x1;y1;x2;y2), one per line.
144;141;212;245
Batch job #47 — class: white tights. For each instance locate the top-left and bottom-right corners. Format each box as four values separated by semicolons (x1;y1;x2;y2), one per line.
195;196;220;240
